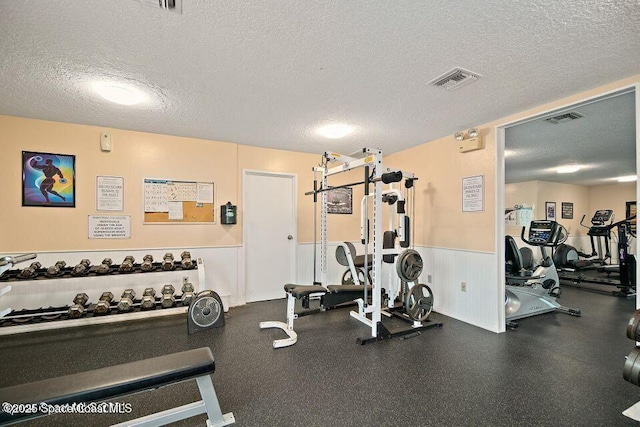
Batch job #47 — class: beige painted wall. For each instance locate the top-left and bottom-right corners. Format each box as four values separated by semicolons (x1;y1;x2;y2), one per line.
536;181;591;236
589;182;636;222
386;130;496;252
505;180;538;237
0;115;238;252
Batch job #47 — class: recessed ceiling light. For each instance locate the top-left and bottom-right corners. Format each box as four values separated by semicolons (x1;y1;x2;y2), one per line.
504;150;515;157
316;123;353;139
557;165;581;174
93;82;147;105
618;175;637;182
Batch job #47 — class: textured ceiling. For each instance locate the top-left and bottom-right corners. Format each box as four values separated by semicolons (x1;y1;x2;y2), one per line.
505;91;636;186
0;0;639;155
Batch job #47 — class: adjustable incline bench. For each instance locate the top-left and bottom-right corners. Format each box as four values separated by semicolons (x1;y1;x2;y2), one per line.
0;347;235;427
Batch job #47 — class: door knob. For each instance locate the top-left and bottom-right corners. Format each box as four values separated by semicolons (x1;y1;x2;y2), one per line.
287;235;293;240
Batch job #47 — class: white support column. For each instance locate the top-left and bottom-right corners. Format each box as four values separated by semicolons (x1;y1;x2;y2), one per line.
320;168;328;285
370;151;383;338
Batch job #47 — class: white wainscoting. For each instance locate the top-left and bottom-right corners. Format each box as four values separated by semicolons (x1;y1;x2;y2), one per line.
414;246;500;333
0;246;239;314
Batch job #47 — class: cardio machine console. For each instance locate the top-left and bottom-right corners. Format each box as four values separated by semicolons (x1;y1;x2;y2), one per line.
527;220;558;245
591;209;613;225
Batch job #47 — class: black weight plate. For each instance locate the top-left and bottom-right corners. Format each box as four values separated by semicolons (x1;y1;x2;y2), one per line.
624;347;640;385
404;284;433;322
396;249;423;282
627;310;640;341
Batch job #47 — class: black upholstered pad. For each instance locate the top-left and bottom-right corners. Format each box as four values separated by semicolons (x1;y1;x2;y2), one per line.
284;283;302;292
353;255;373;268
0;347;215;423
327;285;372;293
289;285;328;298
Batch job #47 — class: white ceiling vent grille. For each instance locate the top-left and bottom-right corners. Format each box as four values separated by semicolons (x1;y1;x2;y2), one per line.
428;67;481;91
138;0;182;14
545;112;585;124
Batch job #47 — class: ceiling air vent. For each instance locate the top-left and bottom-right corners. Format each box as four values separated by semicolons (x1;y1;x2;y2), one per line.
545;112;585;124
428;67;481;91
138;0;182;14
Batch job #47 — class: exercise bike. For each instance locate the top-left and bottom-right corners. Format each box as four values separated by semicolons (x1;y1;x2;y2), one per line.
505;220;581;328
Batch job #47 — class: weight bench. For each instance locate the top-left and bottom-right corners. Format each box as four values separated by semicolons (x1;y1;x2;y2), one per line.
0;347;235;427
259;283;372;348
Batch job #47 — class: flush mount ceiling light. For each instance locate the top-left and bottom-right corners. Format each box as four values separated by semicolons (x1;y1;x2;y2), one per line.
557;165;581;174
618;175;637;182
504;150;515;157
316;123;353;139
93;82;147;105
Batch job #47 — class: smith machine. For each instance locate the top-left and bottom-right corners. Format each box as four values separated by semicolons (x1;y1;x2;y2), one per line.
260;148;442;346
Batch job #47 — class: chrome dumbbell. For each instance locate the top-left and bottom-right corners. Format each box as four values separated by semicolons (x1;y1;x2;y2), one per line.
94;292;114;315
45;261;66;277
162;253;175;271
140;288;156;310
119;256;135;273
180;251;193;269
141;255;154;272
18;262;42;279
117;289;136;312
96;258;113;275
72;259;91;276
161;284;176;308
181;278;195;306
68;293;89;318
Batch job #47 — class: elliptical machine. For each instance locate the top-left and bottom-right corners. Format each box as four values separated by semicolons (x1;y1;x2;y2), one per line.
505;220;582;328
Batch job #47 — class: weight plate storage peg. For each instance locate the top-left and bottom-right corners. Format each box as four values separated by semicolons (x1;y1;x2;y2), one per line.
396;249;424;282
403;284;434;322
187;290;225;334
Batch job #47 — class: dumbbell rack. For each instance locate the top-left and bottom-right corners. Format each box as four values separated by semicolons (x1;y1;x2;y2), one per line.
0;258;206;336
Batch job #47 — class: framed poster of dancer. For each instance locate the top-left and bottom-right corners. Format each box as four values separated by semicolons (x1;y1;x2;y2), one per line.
22;151;76;207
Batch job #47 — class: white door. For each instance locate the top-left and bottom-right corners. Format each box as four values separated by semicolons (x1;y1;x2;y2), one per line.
244;171;296;302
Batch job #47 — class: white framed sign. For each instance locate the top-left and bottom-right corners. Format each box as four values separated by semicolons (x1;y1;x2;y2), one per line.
96;176;124;211
88;215;131;239
462;175;484;212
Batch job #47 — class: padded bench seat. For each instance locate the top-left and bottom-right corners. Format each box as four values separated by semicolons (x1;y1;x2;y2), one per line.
327;284;372;293
0;347;234;426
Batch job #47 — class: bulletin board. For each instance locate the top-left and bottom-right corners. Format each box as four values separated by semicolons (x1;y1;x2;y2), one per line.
143;178;216;224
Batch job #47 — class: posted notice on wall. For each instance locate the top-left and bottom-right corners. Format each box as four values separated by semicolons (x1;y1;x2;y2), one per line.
88;215;131;239
96;176;124;211
462;175;484;212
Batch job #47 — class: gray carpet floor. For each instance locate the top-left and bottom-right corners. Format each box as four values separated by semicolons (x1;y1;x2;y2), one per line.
0;286;638;426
